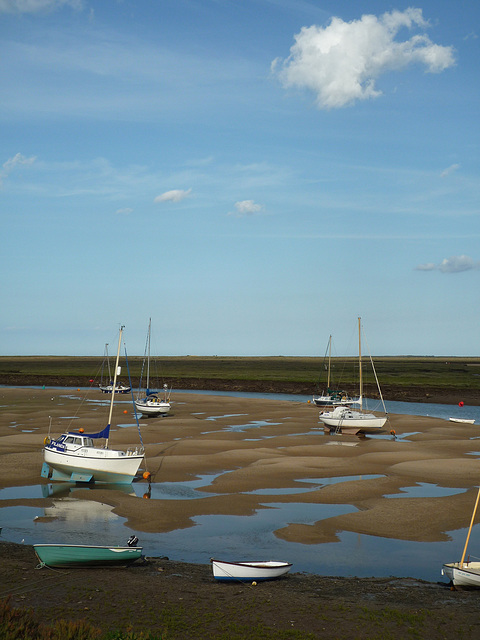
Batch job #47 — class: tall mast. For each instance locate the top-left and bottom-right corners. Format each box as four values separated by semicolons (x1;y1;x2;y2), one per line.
327;335;332;389
460;487;480;566
358;317;362;406
105;326;123;448
146;317;151;391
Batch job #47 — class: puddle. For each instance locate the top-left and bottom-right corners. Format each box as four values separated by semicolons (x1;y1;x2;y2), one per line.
386;483;465;499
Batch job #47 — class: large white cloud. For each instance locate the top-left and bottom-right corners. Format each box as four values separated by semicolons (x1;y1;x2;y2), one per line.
273;8;456;109
416;255;480;273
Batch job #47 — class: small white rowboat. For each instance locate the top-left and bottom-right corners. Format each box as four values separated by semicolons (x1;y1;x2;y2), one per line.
449;417;475;424
211;559;292;582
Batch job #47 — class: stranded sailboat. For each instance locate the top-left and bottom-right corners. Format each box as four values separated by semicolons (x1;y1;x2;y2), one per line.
312;335;360;407
42;327;144;483
135;318;171;417
318;318;388;434
442;487;480;587
99;342;130;394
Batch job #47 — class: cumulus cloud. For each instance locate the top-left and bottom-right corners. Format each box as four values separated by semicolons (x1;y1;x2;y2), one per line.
416;255;480;273
154;188;192;204
115;207;133;215
0;152;36;185
0;0;82;12
440;163;460;178
273;8;456;109
228;200;264;217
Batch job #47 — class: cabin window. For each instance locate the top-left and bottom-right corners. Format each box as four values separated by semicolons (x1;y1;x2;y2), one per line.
64;437;75;444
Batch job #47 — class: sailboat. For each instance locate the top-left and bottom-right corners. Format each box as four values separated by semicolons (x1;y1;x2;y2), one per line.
312;335;360;407
42;327;145;483
442;487;480;587
318;318;388;434
99;342;130;394
135;319;171;417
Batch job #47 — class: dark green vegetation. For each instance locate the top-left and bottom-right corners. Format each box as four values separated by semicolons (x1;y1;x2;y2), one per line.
1;355;480;404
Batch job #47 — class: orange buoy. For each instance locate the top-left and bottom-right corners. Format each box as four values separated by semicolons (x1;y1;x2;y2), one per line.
123;410;128;414
143;471;151;481
79;428;84;433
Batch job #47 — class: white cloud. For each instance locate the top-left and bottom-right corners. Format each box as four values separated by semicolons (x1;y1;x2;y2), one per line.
0;152;36;185
228;200;264;217
154;188;192;204
115;207;133;215
0;0;82;13
416;255;480;273
273;8;456;109
440;163;460;178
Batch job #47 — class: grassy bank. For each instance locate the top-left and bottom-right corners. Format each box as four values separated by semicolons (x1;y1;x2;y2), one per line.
1;355;480;395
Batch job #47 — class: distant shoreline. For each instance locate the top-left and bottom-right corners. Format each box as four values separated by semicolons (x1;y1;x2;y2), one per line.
0;374;479;405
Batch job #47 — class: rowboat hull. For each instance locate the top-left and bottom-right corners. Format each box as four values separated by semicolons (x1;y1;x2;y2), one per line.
34;544;143;568
442;562;480;587
211;559;292;582
449;418;475;424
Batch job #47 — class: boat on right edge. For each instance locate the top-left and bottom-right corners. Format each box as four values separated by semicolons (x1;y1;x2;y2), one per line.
442;487;480;587
318;317;388;434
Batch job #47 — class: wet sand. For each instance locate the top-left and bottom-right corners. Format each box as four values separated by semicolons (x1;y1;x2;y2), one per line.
1;386;480;546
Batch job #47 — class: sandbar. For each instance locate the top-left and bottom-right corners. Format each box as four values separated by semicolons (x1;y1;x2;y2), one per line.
1;387;479;544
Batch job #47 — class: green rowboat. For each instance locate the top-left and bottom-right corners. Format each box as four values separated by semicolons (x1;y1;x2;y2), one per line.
34;543;143;568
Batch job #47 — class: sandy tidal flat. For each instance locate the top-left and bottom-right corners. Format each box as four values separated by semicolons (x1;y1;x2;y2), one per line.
1;387;479;546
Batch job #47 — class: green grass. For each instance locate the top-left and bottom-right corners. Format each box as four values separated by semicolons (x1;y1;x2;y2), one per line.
1;355;480;391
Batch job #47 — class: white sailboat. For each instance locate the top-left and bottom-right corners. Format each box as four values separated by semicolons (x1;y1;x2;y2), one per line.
42;327;144;483
135;319;171;417
318;318;388;434
312;335;360;407
442;487;480;587
99;342;130;394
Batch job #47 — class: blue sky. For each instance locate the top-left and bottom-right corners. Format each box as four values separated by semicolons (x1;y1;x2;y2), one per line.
1;0;479;357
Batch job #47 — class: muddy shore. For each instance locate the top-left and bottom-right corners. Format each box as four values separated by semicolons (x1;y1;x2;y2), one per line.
1;541;480;639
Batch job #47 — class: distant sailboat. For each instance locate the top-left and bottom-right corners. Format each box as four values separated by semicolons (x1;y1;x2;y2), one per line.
135;319;171;417
312;335;360;407
318;318;388;434
99;342;130;394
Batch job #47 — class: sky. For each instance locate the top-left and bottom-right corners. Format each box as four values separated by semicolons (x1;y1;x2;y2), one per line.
1;0;479;357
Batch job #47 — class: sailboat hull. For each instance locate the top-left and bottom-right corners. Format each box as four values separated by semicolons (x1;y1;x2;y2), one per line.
44;446;143;483
34;544;143;568
442;562;480;587
135;398;170;415
319;407;387;432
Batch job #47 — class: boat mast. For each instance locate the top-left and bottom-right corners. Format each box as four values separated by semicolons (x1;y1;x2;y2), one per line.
327;335;332;389
146;317;151;392
105;326;124;448
358;317;362;408
460;487;480;566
